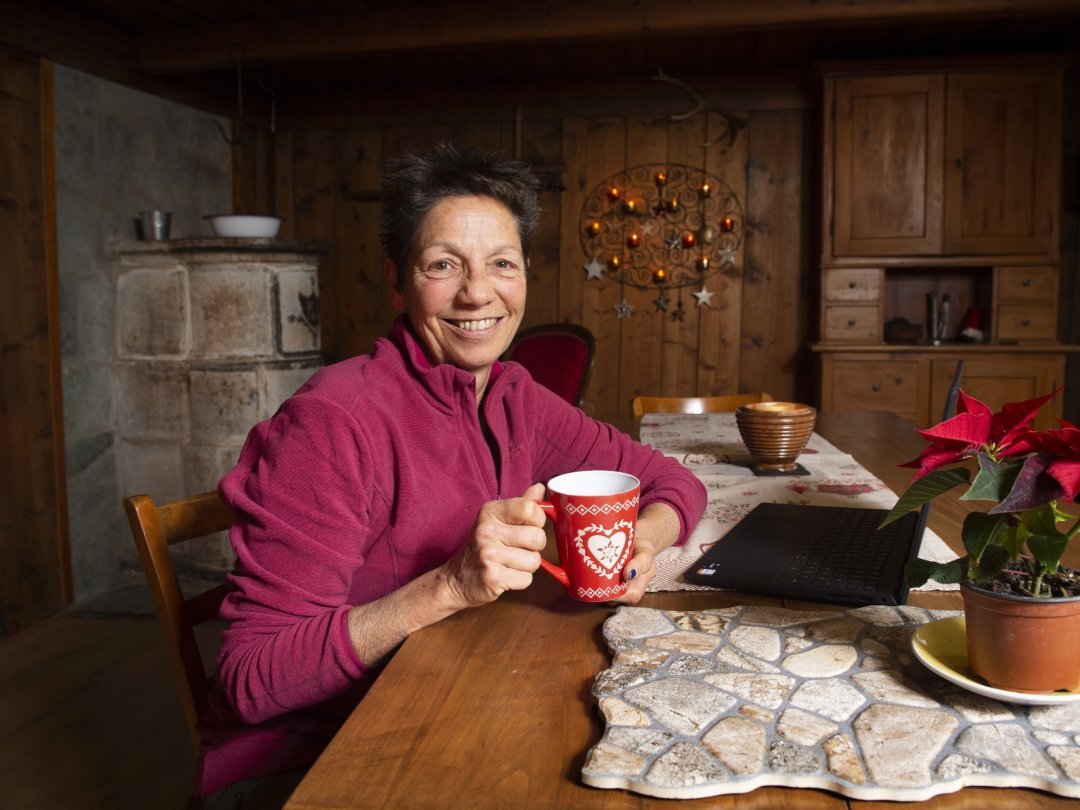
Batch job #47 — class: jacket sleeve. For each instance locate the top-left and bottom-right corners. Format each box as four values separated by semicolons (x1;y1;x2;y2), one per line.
529;387;707;545
215;396;370;725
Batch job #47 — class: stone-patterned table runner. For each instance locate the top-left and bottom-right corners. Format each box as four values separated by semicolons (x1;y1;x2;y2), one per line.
637;412;958;592
583;605;1080;800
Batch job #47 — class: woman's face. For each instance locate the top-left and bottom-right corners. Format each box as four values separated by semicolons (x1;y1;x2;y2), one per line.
389;195;527;392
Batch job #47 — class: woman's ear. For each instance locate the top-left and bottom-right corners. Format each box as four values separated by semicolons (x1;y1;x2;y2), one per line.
385;259;406;311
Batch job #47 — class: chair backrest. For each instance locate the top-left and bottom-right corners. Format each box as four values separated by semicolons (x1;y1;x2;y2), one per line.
504;322;596;408
123;491;234;760
631;392;774;419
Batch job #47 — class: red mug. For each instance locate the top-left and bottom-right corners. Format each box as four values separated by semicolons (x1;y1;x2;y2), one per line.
536;470;640;602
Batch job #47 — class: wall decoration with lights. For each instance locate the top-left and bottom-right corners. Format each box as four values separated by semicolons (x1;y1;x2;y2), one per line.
579;163;743;320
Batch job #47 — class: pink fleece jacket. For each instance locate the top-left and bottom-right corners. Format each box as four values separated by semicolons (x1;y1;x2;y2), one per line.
198;317;706;794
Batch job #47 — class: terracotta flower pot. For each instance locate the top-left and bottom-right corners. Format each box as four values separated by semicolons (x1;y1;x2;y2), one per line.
961;582;1080;693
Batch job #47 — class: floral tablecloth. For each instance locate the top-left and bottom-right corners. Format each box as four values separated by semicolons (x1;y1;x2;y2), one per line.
639;413;958;592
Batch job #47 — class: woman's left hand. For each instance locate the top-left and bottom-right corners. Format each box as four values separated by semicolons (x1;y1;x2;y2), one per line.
612;539;657;604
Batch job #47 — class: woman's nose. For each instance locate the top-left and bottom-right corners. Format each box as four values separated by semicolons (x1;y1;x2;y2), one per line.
457;266;495;304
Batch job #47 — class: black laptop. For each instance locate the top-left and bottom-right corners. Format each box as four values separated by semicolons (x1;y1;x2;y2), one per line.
682;362;964;606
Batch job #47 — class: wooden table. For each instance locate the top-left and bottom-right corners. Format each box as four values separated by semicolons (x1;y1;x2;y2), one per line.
285;411;1076;809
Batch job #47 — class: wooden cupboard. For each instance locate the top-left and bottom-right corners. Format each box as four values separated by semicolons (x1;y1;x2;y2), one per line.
816;348;1068;430
816;57;1075;425
826;63;1061;263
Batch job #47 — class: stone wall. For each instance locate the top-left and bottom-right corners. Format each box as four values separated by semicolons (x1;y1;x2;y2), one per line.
54;66;233;599
112;240;324;569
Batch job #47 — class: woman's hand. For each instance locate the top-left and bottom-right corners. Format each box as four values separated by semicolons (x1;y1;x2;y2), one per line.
436;483;548;610
612;538;657;604
610;502;683;605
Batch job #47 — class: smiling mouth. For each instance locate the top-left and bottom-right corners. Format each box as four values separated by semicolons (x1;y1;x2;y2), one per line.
448;317;501;332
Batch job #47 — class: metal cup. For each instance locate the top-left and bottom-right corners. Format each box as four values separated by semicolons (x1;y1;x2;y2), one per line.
139;210;172;241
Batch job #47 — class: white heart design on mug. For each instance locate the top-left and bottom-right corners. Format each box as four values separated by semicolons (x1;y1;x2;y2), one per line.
586;529;627;571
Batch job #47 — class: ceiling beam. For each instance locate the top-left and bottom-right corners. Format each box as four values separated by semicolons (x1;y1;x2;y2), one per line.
135;0;1080;74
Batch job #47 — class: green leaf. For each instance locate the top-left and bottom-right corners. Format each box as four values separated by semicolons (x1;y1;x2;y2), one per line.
905;556;966;587
972;544;1009;582
1002;522;1026;558
880;467;970;528
962;453;1020;502
961;512;1006;563
1020;503;1060;536
1027;533;1069;574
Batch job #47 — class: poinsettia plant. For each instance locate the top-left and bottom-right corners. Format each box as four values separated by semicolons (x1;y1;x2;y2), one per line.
881;389;1080;598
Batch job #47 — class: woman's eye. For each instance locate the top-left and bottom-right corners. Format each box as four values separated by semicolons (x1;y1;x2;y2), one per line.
428;260;458;277
493;259;520;274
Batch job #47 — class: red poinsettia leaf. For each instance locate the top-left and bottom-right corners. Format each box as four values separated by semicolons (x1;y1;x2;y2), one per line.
991;388;1060;449
1048;419;1080;452
1047;458;1080;501
916;408;990;449
988;452;1066;514
899;444;969;478
1001;427;1063;457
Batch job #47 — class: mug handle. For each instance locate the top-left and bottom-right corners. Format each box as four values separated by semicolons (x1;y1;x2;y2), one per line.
534;500;569;587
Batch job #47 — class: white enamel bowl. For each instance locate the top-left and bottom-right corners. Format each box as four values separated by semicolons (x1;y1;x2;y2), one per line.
205;214;282;238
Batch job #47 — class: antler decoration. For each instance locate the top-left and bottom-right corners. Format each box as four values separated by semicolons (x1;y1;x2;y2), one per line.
652;68;747;153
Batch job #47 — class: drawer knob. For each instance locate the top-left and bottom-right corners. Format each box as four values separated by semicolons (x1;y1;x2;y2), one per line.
871;383;881;393
848;281;857;289
1022;278;1032;287
847;319;856;327
1022;319;1031;327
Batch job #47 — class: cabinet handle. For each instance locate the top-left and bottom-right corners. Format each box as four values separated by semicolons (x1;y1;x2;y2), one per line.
871;383;881;393
847;319;856;327
1022;278;1032;287
954;158;962;169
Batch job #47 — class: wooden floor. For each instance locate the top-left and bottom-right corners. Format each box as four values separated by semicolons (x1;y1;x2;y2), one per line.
0;608;222;808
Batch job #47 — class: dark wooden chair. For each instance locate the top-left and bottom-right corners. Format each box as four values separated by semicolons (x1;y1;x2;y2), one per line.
123;491;234;761
504;322;596;408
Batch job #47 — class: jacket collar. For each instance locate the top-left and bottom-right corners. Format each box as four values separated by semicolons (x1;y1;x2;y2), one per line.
387;316;510;412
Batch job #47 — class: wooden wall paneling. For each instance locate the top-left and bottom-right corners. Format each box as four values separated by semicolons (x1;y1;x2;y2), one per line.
0;49;70;637
448;119;514;153
617;108;669;412
578;116;627;419
230;126;274;217
290;129;339;356
557;117;588;373
520;117;563;329
700;108;750;396
274;129;294;236
740;108;807;402
661;115;708;397
336;126;385;359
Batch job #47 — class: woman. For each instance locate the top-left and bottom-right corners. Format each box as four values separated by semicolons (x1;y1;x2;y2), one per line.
200;144;706;800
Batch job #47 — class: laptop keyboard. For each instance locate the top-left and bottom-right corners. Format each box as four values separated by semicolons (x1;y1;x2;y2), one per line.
776;506;899;590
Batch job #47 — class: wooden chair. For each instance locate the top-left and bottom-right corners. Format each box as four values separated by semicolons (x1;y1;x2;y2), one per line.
123;491;234;760
503;322;596;408
631;392;774;421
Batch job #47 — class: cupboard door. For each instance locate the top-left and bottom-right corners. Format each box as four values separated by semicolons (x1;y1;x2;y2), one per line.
944;70;1060;256
832;74;944;257
828;359;922;422
930;356;1064;430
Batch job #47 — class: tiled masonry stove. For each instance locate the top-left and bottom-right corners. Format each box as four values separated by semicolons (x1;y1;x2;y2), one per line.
113;238;326;571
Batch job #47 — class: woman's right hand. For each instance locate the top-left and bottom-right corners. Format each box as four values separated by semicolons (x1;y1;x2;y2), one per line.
436;482;548;610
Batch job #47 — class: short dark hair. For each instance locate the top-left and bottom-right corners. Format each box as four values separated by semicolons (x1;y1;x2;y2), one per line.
379;143;543;286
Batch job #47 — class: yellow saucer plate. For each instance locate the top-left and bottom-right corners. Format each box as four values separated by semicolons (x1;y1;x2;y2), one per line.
911;615;1080;706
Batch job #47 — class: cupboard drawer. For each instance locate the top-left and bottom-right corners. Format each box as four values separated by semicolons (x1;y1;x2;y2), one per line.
823;268;883;302
996;266;1057;301
995;304;1058;341
830;361;920;416
823;306;882;342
